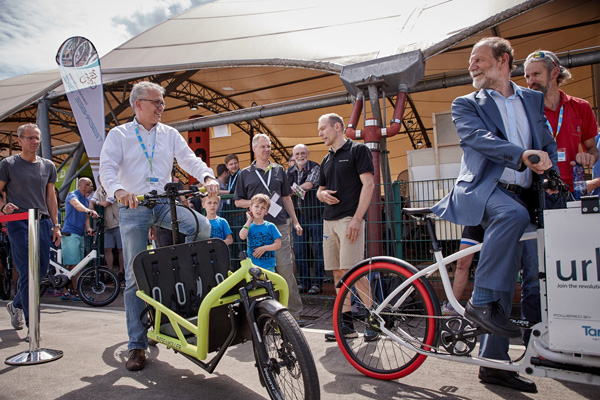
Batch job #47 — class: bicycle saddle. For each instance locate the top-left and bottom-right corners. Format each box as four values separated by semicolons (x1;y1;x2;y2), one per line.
403;207;434;218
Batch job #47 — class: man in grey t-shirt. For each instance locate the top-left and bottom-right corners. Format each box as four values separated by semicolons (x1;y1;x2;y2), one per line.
0;124;61;335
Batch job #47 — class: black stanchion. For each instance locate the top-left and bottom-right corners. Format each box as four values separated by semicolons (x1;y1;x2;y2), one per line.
5;208;63;365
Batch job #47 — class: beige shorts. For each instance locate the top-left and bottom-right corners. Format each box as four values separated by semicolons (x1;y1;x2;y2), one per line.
322;217;365;271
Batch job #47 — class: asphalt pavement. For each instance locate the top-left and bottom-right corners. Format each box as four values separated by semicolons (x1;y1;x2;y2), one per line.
0;293;597;400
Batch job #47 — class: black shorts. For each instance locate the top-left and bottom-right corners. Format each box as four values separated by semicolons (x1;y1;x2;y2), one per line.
460;225;484;245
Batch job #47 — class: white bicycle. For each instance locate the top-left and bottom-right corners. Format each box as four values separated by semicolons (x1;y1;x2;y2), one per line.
43;217;120;307
332;164;600;385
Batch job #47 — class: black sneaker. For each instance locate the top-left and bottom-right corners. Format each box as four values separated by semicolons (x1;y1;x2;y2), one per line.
325;323;357;341
364;327;380;342
308;285;321;295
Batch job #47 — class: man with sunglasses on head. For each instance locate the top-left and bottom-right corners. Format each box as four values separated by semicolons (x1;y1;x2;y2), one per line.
522;49;599;347
524;50;599;205
100;81;220;372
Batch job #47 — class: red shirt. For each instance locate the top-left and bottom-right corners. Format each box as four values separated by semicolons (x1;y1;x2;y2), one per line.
545;91;598;190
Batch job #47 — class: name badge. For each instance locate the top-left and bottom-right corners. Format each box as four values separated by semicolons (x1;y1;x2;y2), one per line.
268;192;282;218
146;177;159;185
557;148;566;162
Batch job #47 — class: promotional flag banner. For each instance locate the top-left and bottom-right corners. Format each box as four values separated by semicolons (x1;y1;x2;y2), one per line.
56;36;105;185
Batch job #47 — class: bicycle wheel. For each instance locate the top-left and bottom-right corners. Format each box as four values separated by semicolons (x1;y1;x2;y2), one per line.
76;266;120;307
334;258;439;380
254;307;320;400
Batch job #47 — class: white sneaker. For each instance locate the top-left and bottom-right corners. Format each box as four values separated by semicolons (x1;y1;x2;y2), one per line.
7;301;24;330
441;301;459;316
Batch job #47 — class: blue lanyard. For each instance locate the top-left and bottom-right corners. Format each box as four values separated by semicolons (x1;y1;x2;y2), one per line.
228;170;239;191
134;125;156;172
546;105;563;139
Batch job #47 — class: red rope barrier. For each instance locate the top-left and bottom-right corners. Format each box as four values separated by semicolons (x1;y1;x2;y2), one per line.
0;212;30;223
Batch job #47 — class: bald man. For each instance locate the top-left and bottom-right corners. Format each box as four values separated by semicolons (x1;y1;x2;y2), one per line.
61;177;99;300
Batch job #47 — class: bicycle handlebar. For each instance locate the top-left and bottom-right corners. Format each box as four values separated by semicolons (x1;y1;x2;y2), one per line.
136;185;207;202
137;184;207;207
527;154;568;193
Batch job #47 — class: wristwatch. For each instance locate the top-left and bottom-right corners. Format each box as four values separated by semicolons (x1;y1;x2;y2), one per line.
53;224;61;228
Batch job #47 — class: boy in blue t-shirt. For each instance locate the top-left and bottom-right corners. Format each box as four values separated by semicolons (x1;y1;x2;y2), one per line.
203;195;233;245
239;193;281;272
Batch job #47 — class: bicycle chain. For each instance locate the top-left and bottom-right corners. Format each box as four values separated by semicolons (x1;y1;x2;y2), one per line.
379;311;458;320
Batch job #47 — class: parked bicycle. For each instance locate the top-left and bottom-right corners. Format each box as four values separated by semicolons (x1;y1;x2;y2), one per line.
42;216;120;307
332;158;600;385
132;183;320;400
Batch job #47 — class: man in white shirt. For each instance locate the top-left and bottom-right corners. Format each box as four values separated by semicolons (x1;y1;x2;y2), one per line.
100;81;219;372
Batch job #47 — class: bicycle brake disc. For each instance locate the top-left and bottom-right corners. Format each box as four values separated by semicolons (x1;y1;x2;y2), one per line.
440;317;478;356
51;273;69;288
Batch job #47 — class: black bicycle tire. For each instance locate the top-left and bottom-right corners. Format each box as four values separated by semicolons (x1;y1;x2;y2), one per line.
76;266;120;307
0;274;10;300
0;254;11;300
254;308;320;400
334;260;439;380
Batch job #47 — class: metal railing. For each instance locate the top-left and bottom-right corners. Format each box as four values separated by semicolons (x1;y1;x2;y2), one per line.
215;179;470;298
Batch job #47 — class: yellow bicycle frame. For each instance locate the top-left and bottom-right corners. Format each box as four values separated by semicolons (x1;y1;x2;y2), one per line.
136;257;289;361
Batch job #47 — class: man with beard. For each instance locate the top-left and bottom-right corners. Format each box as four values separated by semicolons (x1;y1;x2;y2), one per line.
287;143;324;294
431;37;558;393
524;50;598;201
522;49;599;345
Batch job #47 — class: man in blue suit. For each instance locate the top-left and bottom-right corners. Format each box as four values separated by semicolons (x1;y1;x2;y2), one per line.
431;37;558;393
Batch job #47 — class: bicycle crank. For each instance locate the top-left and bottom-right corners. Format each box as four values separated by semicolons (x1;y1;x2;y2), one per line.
440;317;482;356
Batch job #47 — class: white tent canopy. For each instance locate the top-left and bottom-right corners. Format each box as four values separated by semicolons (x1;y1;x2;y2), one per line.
0;0;598;181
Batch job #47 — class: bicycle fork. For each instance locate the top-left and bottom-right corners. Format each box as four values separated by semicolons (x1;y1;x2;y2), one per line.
239;267;281;368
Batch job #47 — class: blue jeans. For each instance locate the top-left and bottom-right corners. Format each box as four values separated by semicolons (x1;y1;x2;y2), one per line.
294;215;324;288
520;227;540;334
119;203;211;351
8;218;52;327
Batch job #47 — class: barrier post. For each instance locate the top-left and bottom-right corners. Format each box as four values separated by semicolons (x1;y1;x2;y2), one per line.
5;208;63;365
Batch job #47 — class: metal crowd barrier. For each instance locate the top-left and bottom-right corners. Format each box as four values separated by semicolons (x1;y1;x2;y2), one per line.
4;208;63;365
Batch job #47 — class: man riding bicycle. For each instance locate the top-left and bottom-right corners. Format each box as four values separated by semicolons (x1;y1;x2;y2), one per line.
431;37;559;393
99;81;220;371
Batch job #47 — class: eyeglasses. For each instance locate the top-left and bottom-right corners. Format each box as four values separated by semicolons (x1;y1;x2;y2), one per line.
530;51;558;68
20;136;41;142
139;99;166;108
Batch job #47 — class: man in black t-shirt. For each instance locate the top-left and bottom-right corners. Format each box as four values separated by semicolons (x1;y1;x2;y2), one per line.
316;113;378;342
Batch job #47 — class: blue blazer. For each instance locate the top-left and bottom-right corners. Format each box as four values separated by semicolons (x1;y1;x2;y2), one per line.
431;86;558;226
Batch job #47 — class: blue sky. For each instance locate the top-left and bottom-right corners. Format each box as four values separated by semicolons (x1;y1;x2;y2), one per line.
0;0;212;80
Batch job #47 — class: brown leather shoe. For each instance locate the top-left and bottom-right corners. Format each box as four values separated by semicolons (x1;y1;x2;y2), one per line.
126;349;146;371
